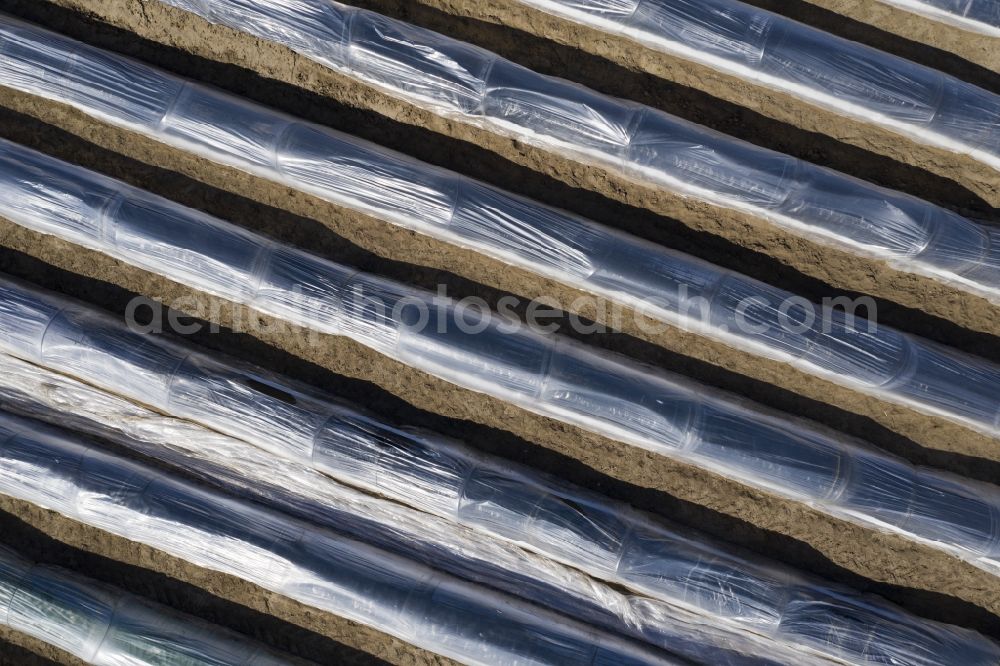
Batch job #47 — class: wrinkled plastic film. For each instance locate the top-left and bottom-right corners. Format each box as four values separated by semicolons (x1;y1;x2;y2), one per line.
0;352;826;666
0;14;996;302
0;10;994;665
0;23;997;435
514;1;1000;141
1;279;999;666
0;545;289;666
0;411;679;666
4;162;1000;564
93;1;1000;298
0;54;997;434
0;134;999;564
875;0;1000;35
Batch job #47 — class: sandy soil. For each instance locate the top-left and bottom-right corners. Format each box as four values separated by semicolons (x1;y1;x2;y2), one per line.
0;1;996;663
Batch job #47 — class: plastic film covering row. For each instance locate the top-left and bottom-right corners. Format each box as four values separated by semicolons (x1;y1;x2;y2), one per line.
511;0;1000;147
32;2;996;298
0;351;835;666
3;284;999;666
159;0;1000;164
0;25;997;439
0;410;680;666
0;141;998;574
876;0;1000;35
0;545;292;666
0;356;812;666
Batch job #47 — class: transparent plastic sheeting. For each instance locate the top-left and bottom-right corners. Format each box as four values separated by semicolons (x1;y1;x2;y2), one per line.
875;0;1000;35
0;29;998;439
1;145;999;574
0;545;291;666
0;411;680;666
97;1;1000;300
514;0;1000;142
0;354;827;666
1;296;998;666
